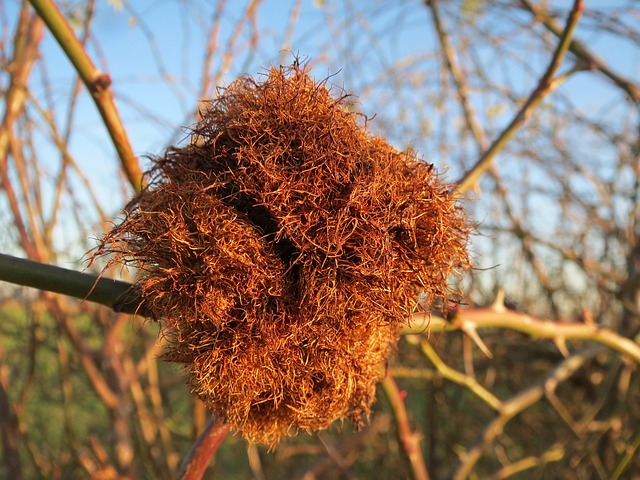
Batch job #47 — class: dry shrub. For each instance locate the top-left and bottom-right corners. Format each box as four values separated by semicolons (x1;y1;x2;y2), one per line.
98;64;470;445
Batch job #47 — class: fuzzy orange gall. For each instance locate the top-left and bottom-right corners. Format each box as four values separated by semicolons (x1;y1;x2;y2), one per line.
97;64;470;445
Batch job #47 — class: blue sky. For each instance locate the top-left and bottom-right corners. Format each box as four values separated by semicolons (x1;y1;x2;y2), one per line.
23;1;639;163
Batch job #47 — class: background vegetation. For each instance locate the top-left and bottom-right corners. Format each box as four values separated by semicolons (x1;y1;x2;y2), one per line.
1;0;639;478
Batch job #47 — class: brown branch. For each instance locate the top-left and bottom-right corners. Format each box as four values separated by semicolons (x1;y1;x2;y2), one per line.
427;0;488;150
490;170;562;317
45;0;101;243
0;345;22;480
145;348;178;473
427;0;580;315
27;94;110;232
0;7;44;262
45;296;122;409
212;0;262;96
454;0;584;196
198;0;227;101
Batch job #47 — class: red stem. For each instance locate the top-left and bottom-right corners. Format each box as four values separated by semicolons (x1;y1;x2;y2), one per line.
177;418;230;480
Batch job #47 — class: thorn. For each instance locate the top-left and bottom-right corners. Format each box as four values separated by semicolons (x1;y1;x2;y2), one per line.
554;337;570;358
405;334;420;346
491;288;506;312
462;322;493;358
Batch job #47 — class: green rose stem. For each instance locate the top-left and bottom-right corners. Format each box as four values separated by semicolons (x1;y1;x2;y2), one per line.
0;252;144;315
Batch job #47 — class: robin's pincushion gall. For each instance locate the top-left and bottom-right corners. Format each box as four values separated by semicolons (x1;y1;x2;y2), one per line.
98;64;470;445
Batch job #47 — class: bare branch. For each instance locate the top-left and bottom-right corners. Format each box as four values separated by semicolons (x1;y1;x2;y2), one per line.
452;346;601;480
0;253;145;315
409;308;640;364
420;341;502;411
519;0;640;103
27;0;145;192
454;0;584;196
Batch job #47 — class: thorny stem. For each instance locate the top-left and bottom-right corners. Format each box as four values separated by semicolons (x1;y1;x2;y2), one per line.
454;0;584;196
27;0;145;192
409;309;640;364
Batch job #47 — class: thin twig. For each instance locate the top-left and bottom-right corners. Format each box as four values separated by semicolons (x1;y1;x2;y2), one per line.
519;0;640;103
427;0;488;150
0;343;23;480
0;7;44;262
452;346;600;480
610;430;640;480
27;0;145;192
420;341;502;411
487;443;564;480
454;0;584;196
